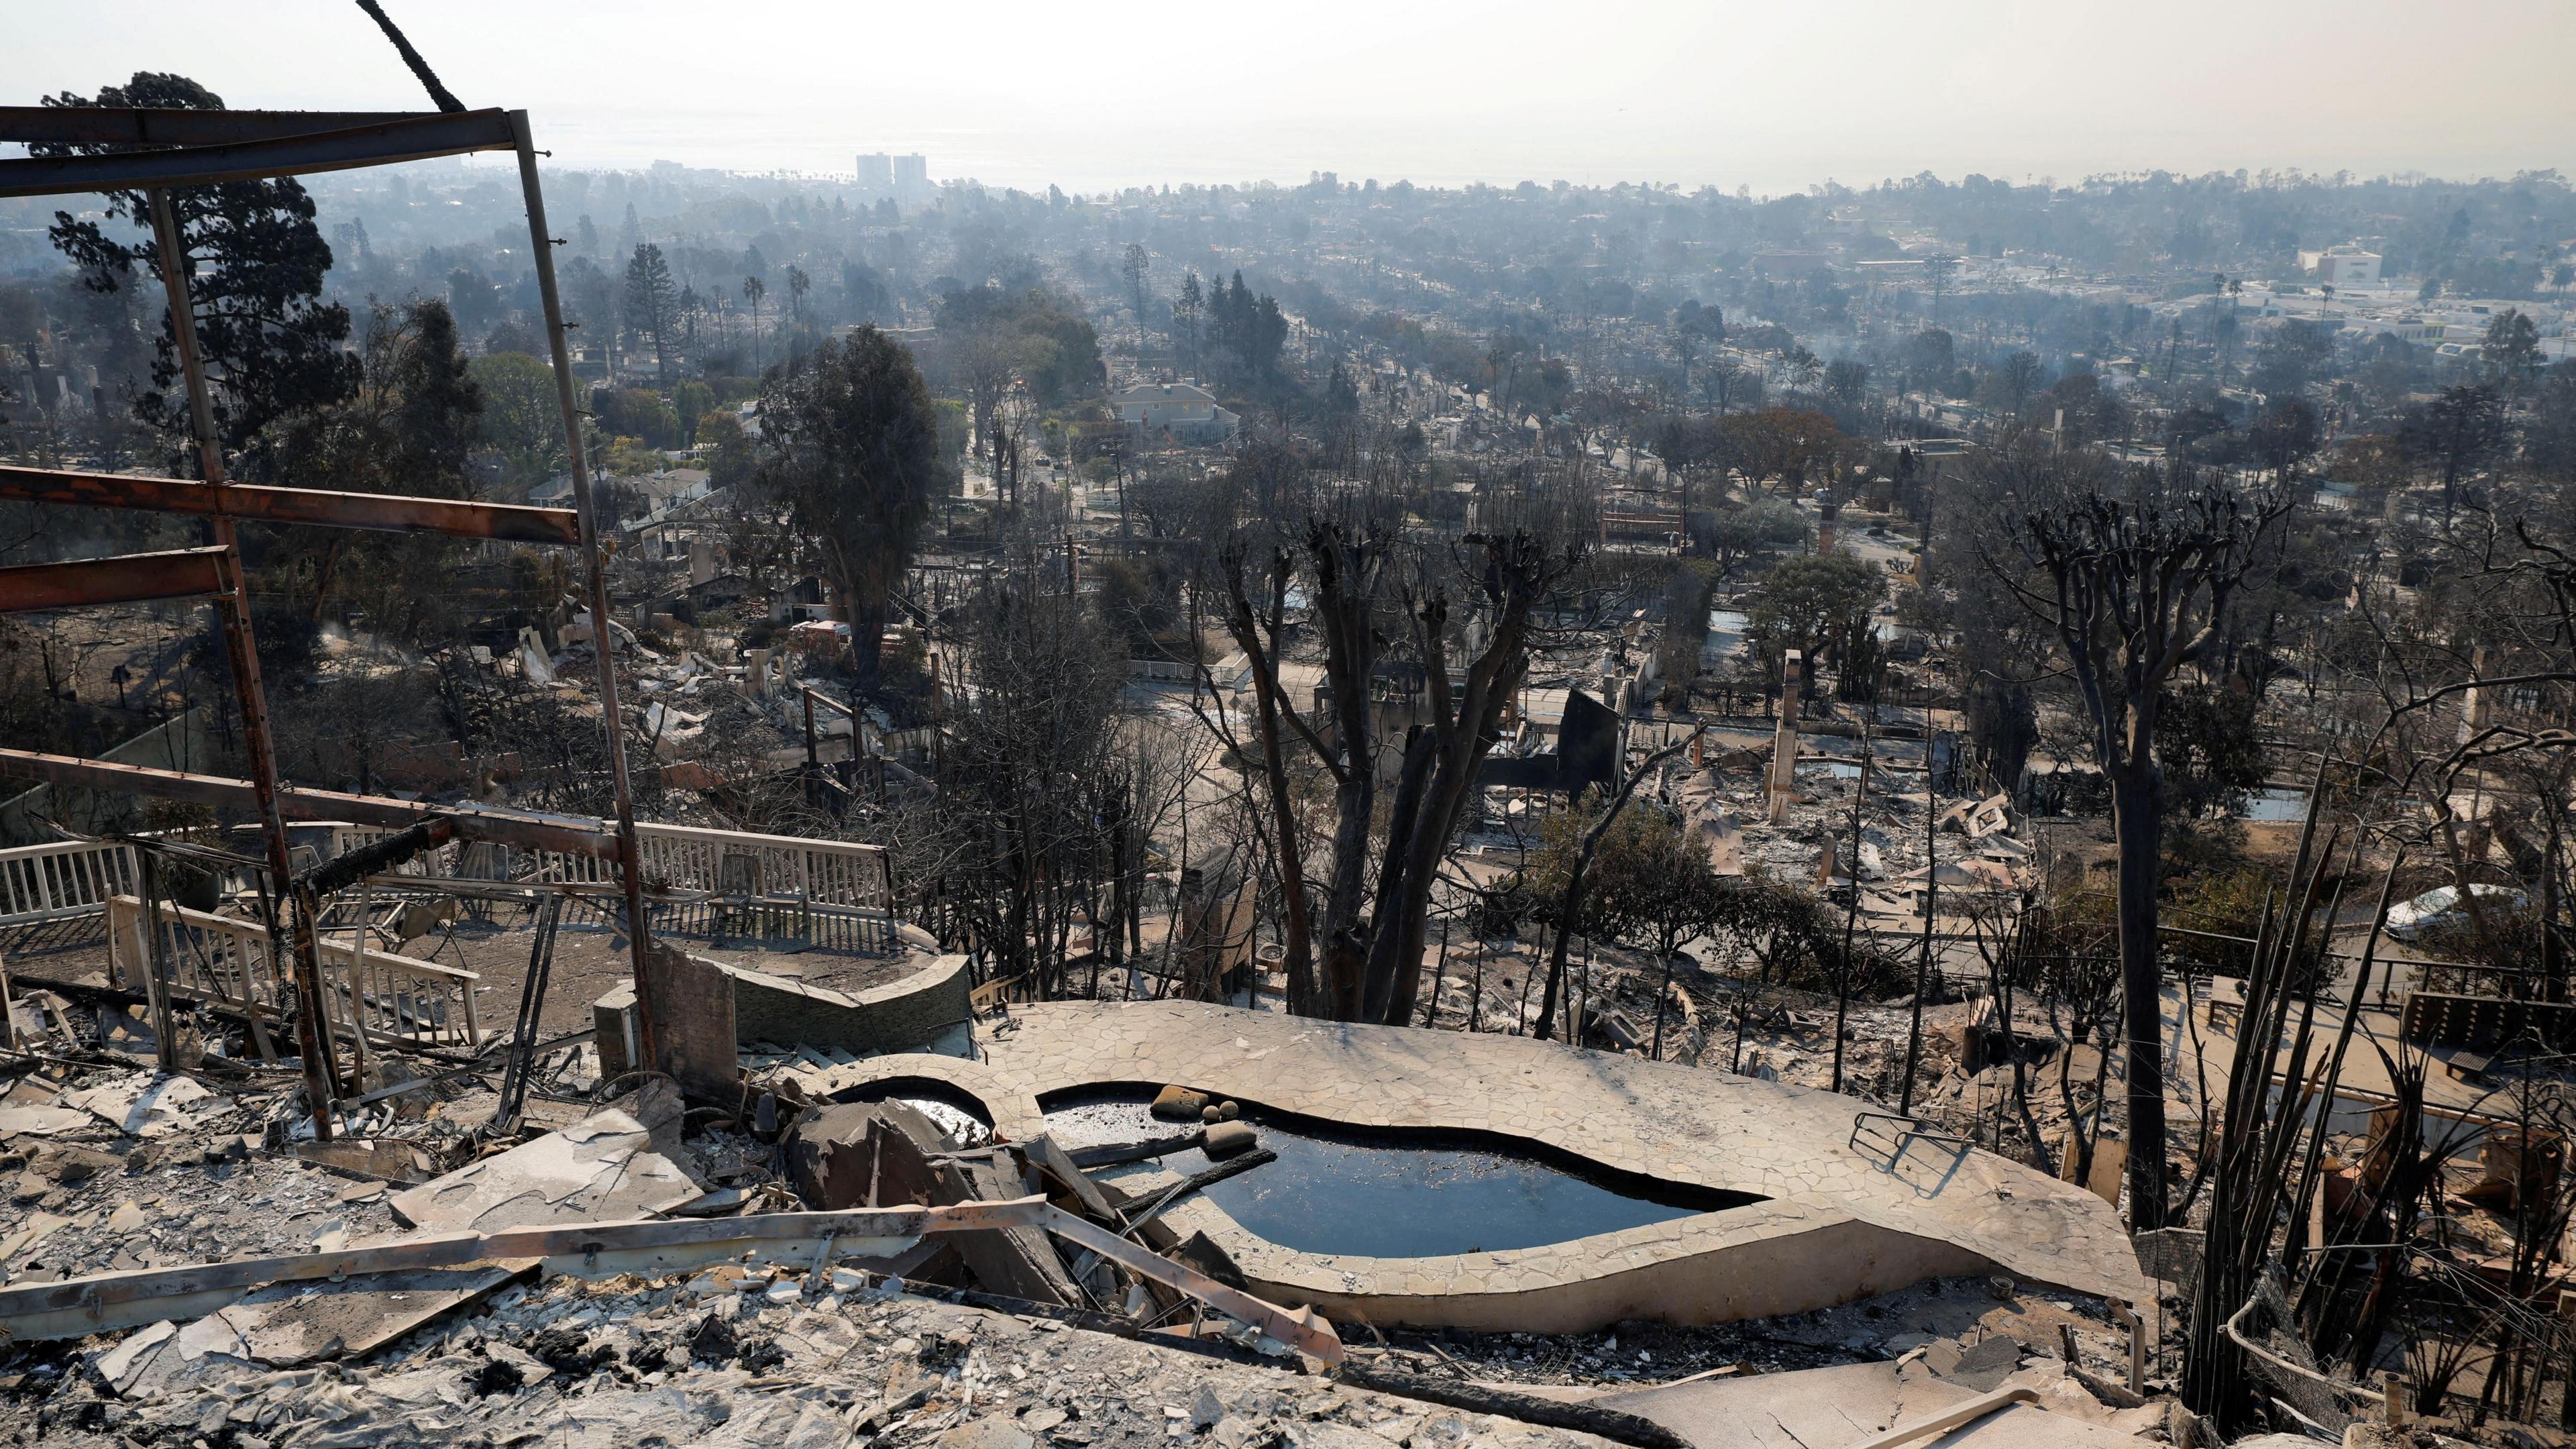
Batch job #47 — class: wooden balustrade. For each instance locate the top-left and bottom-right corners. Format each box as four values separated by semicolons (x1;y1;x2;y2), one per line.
327;819;890;908
105;894;480;1050
0;839;138;927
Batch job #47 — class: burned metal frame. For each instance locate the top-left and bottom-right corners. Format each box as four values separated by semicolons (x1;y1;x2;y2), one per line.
0;464;582;544
0;547;230;611
0;104;655;1134
0;750;620;859
0;107;519;197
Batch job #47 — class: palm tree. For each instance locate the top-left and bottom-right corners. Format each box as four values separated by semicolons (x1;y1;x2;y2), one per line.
743;274;766;372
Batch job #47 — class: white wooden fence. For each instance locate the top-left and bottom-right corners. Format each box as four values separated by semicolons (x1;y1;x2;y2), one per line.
0;839;139;928
327;820;891;909
105;895;482;1051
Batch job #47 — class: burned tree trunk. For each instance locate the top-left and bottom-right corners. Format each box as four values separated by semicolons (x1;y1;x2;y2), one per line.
1996;460;2289;1228
2109;759;2169;1220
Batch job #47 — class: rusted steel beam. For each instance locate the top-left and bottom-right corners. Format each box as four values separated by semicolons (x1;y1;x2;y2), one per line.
0;107;439;148
0;1196;1346;1358
0;108;517;199
0;750;619;860
144;187;343;1137
0;464;581;545
511;109;661;1079
0;546;228;612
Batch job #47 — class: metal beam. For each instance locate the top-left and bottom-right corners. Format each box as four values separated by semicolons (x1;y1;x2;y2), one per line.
0;1199;1042;1340
0;750;619;860
0;109;517;199
0;107;441;148
0;547;228;612
0;464;582;545
143;185;344;1134
511;109;661;1078
0;1196;1346;1361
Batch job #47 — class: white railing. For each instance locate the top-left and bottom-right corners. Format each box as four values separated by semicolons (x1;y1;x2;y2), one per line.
0;839;139;928
105;895;481;1051
327;819;890;909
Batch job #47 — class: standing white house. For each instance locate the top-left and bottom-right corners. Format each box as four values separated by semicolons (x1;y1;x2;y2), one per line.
1109;381;1240;444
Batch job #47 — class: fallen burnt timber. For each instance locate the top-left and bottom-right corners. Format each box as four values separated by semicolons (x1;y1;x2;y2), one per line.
0;1195;1346;1362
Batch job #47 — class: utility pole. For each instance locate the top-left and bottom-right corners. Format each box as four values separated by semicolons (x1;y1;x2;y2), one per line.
1900;731;1940;1115
1831;718;1874;1094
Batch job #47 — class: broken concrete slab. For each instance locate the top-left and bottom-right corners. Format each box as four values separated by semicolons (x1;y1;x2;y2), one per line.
1601;1360;1955;1442
61;1073;222;1137
91;1319;176;1395
209;1263;537;1365
298;1138;439;1187
928;1150;1079;1307
0;1210;70;1264
386;1108;703;1232
1923;1332;2024;1392
0;1103;91;1136
24;1140;122;1184
785;1100;951;1210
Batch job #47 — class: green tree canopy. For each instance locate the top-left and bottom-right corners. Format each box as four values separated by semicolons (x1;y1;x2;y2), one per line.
1744;551;1882;681
38;72;356;464
754;327;951;691
469;352;565;492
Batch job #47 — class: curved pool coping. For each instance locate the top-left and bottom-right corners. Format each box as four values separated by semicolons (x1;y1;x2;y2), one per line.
793;1002;2150;1332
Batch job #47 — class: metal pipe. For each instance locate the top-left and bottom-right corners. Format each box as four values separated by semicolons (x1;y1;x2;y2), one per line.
144;187;340;1138
507;111;656;1073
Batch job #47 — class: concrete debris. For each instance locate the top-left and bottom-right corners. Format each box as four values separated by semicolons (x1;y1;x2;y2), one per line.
204;1263;535;1368
783;1100;951;1211
0;1095;91;1137
386;1108;705;1233
60;1072;224;1138
14;1270;1601;1449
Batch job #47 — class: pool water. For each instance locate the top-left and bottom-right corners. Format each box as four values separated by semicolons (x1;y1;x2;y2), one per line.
1706;609;1750;659
2239;787;2310;822
1040;1091;1760;1258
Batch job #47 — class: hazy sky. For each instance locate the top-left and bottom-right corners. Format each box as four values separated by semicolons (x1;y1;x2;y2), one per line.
11;1;2573;195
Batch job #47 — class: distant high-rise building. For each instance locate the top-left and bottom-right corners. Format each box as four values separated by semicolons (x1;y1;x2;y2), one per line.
855;152;930;205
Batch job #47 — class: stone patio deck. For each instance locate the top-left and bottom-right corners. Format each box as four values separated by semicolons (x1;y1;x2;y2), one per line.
801;1000;2151;1332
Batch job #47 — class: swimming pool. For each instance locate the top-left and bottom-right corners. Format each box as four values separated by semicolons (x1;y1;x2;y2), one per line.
1041;1091;1761;1258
